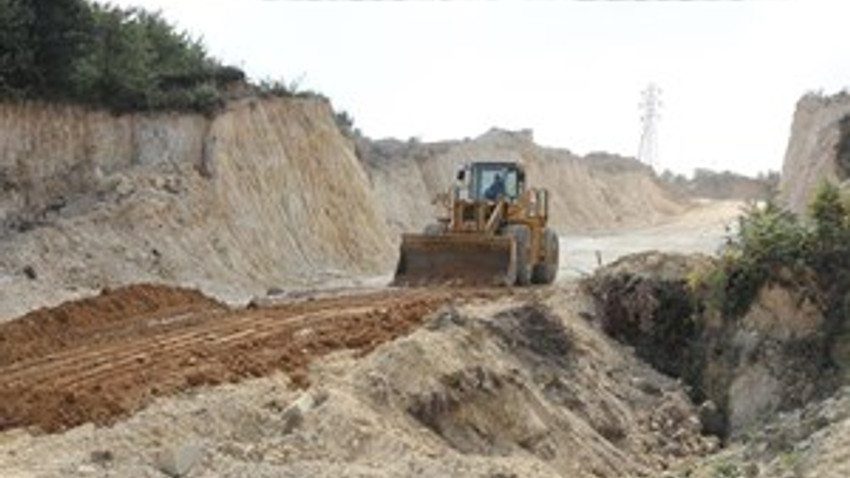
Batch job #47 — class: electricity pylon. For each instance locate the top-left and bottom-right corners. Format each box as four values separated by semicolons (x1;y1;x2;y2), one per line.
638;83;662;170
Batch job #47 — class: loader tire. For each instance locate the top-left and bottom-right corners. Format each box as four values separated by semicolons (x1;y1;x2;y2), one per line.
504;225;531;286
532;228;559;285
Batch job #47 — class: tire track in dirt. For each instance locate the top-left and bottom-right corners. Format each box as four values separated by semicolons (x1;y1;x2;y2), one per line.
0;284;507;433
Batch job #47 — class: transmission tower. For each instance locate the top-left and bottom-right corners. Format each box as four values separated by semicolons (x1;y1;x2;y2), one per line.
638;83;662;170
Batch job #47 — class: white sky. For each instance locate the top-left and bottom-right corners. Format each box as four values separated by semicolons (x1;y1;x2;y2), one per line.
111;0;850;177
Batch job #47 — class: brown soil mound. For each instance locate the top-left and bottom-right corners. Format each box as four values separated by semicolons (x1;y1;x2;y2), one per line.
0;283;226;366
0;284;504;433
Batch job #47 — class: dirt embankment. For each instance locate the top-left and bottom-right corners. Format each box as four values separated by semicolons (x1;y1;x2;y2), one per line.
358;128;687;235
583;251;850;443
662;169;777;201
684;386;850;478
0;98;394;319
780;91;850;214
0;283;504;433
0;284;717;478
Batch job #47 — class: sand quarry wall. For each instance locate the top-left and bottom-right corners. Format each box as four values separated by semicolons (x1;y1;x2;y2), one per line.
0;101;683;319
780;92;850;214
0;98;393;318
359;128;685;235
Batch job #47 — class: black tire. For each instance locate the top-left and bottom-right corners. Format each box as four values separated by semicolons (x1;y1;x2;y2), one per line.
423;223;446;236
504;224;531;286
532;228;559;285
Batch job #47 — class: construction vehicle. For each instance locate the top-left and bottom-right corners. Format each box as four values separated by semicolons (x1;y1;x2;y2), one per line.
393;161;559;286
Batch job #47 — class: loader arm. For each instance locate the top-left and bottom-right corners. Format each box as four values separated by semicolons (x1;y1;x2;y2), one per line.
484;201;505;234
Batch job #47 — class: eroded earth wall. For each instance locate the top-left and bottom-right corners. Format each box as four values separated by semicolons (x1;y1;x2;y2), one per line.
0;102;686;319
780;92;850;214
359;128;685;235
0;98;394;318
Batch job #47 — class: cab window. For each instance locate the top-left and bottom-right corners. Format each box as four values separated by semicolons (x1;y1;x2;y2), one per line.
475;166;518;201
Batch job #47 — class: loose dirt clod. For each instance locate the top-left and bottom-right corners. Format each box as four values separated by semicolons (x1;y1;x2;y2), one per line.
154;441;204;478
488;304;573;366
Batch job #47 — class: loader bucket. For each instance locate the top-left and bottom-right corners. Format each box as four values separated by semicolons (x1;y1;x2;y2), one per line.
392;233;517;287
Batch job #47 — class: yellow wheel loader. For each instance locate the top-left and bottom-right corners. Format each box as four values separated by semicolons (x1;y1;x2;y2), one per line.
393;161;559;287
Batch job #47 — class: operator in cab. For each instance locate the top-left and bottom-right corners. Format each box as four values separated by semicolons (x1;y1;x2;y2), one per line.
485;173;506;200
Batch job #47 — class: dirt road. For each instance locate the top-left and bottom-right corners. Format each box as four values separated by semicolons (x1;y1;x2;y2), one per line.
560;200;743;278
0;283;508;433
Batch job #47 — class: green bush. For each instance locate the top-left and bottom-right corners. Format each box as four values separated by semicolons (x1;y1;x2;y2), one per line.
704;183;850;320
256;76;325;101
0;0;244;114
187;82;224;116
334;110;361;139
257;78;294;98
836;114;850;179
810;181;850;258
706;201;809;317
0;0;354;120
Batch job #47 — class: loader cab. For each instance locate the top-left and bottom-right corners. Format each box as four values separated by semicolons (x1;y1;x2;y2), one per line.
460;162;525;202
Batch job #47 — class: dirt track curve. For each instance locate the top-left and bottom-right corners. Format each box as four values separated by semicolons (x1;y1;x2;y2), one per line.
0;284;508;433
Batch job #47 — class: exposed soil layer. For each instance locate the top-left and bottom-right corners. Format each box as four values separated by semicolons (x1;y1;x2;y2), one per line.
0;284;227;366
0;283;506;433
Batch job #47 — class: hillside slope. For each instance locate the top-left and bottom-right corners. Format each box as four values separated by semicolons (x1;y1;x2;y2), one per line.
0;103;687;320
359;128;686;235
780;92;850;214
0;98;394;319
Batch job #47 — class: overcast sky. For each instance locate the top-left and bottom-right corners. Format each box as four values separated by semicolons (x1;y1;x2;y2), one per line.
111;0;849;177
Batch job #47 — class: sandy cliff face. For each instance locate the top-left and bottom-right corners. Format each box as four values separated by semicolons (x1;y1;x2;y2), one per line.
359;128;685;235
0;104;686;319
780;92;850;214
0;98;394;318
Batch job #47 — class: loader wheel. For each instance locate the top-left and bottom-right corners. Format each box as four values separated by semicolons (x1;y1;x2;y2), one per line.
423;223;446;236
532;228;559;285
504;224;531;286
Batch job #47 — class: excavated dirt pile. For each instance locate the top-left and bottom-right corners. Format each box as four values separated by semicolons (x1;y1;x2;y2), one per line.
0;283;500;433
0;290;718;477
582;252;713;382
0;283;224;366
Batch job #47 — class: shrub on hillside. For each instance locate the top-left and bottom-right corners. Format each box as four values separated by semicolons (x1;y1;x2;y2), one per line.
698;182;850;321
0;0;244;114
836;114;850;180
